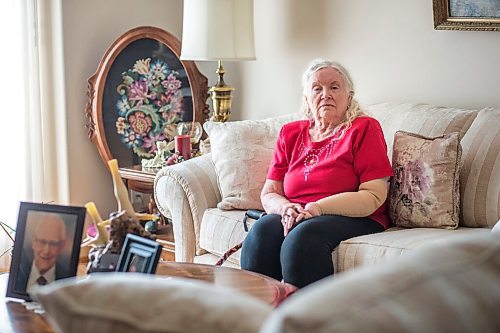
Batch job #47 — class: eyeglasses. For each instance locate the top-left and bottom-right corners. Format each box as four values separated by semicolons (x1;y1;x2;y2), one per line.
34;238;63;249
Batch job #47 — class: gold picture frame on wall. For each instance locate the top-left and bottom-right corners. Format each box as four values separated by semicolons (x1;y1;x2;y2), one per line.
433;0;500;31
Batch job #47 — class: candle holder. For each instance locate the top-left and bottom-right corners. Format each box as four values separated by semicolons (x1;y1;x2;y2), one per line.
177;121;203;144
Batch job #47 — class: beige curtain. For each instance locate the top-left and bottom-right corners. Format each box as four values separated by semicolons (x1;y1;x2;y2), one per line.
0;0;69;272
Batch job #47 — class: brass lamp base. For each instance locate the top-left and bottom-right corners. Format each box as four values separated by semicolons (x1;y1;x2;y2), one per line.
209;60;234;122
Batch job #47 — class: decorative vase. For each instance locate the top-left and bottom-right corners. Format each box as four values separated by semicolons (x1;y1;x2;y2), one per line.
108;159;136;217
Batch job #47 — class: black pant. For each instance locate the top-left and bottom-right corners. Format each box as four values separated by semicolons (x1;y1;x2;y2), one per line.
240;214;384;288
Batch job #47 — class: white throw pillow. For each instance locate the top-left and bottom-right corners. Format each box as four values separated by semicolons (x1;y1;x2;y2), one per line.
32;273;272;333
204;114;302;210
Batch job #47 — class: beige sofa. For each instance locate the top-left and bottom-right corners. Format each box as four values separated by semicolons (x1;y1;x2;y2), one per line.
154;102;499;272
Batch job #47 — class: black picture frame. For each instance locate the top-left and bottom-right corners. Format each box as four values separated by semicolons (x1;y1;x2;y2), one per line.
6;202;86;301
116;233;161;274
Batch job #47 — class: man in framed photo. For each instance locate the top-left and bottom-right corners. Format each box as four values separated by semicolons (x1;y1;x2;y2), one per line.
6;202;85;301
15;213;68;292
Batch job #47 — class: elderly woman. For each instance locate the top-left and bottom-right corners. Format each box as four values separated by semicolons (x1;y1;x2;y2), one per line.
240;59;393;288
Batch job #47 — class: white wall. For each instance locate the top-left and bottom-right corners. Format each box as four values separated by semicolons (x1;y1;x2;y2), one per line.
62;0;500;214
236;0;500;120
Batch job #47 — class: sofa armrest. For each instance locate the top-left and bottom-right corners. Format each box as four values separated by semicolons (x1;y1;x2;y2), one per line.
154;153;221;262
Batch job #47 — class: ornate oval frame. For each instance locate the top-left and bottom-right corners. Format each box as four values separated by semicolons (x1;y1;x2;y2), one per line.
86;26;209;167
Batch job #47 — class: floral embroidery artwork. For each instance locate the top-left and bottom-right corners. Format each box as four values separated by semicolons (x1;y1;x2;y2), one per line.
115;58;184;158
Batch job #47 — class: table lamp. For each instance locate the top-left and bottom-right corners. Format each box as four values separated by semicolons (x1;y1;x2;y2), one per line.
180;0;256;122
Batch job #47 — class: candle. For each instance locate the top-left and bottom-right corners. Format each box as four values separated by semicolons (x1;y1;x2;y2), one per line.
175;135;191;160
85;202;103;224
84;202;109;245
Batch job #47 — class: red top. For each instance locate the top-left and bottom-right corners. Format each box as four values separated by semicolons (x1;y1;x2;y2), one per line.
267;117;394;228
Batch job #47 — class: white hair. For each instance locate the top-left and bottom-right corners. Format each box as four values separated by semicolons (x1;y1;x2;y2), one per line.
34;213;67;241
300;59;367;139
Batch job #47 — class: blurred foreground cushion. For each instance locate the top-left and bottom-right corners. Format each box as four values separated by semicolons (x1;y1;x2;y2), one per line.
32;273;272;333
261;232;500;333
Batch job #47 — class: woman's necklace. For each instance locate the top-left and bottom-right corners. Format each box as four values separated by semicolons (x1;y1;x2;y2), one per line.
298;130;338;181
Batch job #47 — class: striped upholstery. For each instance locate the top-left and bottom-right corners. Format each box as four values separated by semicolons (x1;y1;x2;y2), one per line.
368;102;478;161
194;253;240;268
261;233;500;333
459;108;500;228
154;153;221;262
336;227;490;271
199;209;249;265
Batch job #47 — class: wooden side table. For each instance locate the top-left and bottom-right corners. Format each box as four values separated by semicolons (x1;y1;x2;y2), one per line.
117;165;175;261
118;165;159;215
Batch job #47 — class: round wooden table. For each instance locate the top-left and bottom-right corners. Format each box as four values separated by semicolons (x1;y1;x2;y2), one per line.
0;263;296;333
156;262;297;307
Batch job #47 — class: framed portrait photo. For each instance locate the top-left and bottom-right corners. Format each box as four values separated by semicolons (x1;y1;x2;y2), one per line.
6;202;86;301
116;233;162;274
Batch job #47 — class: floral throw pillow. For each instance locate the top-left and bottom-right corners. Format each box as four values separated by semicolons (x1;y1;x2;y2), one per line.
389;131;461;229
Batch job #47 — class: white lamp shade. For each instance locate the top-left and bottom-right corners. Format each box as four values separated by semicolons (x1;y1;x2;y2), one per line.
180;0;256;61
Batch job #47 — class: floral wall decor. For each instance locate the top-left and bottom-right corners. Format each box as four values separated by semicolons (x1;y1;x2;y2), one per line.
115;58;184;158
86;26;208;168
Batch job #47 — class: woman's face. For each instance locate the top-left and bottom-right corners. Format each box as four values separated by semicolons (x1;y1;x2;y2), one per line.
305;67;352;126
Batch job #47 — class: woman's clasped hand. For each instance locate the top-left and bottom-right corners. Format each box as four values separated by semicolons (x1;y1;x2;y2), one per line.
280;203;322;236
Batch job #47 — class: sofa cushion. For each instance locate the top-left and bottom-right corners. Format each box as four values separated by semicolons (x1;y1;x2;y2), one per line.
261;232;500;333
336;226;490;271
459;107;500;228
368;102;478;161
204;114;302;211
33;273;272;333
199;208;250;265
389;131;461;229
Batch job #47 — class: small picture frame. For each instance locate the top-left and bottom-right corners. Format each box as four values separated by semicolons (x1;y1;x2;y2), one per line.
6;202;86;301
116;233;162;274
